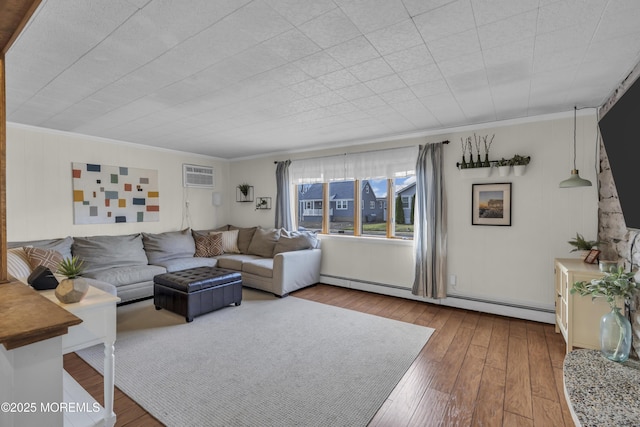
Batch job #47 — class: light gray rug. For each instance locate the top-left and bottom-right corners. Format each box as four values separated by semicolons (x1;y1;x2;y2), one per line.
77;289;433;427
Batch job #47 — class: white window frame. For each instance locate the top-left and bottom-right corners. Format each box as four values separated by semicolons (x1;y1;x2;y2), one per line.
336;200;348;210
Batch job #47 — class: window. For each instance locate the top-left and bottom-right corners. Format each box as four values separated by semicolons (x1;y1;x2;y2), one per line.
290;146;417;239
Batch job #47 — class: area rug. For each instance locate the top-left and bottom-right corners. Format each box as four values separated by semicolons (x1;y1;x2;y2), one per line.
77;289;433;427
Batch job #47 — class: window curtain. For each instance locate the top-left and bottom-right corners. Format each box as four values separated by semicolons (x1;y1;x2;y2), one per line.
412;143;447;299
274;160;293;230
289;146;417;183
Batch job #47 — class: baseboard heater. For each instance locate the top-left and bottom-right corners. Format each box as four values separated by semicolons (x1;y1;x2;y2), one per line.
320;274;555;324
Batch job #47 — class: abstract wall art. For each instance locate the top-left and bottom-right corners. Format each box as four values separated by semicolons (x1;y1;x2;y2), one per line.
72;162;159;224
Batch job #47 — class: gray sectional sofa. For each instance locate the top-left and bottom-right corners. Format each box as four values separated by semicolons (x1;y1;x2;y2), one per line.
7;226;321;303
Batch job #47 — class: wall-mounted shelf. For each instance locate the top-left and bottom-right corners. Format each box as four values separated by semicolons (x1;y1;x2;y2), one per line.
236;186;254;202
256;197;271;210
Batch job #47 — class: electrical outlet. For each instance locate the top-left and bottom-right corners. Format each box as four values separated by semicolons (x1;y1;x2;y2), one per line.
449;274;457;288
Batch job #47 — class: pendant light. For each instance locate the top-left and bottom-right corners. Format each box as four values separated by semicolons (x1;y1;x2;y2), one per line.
559;106;592;188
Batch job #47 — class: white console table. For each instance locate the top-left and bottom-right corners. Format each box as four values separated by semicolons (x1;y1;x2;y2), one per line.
39;285;120;427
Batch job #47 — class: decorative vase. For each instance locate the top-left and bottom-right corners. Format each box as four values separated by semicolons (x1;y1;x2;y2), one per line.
469;152;475;168
482;153;490;168
55;277;89;304
600;306;631;362
460;155;467;169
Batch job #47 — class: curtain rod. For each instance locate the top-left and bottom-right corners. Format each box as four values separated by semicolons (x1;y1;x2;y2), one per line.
274;140;450;163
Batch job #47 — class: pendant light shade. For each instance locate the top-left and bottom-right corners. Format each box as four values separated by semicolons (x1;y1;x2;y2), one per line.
559;169;592;188
559;107;592;188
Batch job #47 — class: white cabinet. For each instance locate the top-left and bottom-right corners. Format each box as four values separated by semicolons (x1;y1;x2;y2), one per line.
554;258;621;353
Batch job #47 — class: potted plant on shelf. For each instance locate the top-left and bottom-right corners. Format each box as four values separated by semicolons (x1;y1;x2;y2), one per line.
568;233;600;259
55;256;89;303
496;158;511;177
571;266;638;362
511;154;531;176
237;183;251;201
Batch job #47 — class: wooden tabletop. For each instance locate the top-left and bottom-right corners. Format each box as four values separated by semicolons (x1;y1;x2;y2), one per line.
0;281;82;350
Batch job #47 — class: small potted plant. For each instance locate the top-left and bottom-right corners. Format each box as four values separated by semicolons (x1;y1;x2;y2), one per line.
571;266;638;362
55;256;89;303
568;233;600;259
511;154;531;176
237;183;252;201
496;158;511;176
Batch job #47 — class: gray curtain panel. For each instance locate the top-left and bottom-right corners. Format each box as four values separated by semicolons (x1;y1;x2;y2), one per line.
412;143;447;299
275;160;292;230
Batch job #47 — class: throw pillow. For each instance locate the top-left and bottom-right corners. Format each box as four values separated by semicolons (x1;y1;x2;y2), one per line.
210;229;240;253
194;233;224;257
247;227;281;258
23;246;63;272
228;225;257;254
273;233;318;256
7;248;32;279
142;229;196;264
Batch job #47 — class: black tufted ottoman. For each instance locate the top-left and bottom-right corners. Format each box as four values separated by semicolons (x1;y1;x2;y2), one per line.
153;267;242;322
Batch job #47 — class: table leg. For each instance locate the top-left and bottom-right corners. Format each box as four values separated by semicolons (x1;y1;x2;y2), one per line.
104;341;116;427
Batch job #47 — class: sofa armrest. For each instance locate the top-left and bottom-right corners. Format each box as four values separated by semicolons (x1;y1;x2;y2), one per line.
273;248;321;296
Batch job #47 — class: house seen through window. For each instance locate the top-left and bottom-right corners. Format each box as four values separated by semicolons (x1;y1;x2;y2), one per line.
296;176;415;239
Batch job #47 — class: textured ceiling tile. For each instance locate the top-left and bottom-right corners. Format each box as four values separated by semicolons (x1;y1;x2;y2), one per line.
223;0;293;43
427;28;481;63
418;92;465;125
594;8;640;42
350;95;389;110
263;29;322;61
294;51;344;77
333;83;376;100
482;38;534;68
383;45;435;73
409;79;451;98
398;64;443;86
413;0;476;42
365;19;424;56
477;10;537;51
262;64;312;86
317;69;360;90
289;80;331;97
364;74;407;94
264;0;338;26
401;0;457;17
299;8;361;48
325;36;381;67
309;92;348;107
348;57;394;82
335;0;409;33
532;46;585;74
536;0;605;35
379;87;417;104
471;0;539;26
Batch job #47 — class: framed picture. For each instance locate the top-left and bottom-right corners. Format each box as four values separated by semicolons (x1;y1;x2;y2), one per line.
472;183;512;226
584;249;601;264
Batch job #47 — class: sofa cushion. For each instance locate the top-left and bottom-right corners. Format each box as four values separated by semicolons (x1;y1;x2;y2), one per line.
247;227;280;258
242;258;274;278
73;234;149;273
142;229;195;264
193;232;223;257
24;247;63;271
210;230;240;254
214;254;261;270
7;248;32;279
8;236;73;260
155;257;217;273
83;264;166;287
273;233;318;255
228;225;257;254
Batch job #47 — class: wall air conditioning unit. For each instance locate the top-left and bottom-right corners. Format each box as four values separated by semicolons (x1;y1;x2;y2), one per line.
183;164;214;188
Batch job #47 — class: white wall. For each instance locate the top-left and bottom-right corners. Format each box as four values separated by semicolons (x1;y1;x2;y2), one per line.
6;124;230;240
227;112;600;311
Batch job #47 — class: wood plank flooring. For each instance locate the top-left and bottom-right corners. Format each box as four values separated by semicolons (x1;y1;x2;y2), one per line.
63;284;573;427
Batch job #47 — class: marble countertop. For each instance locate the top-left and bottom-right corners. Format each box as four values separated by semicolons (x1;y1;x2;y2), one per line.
564;349;640;427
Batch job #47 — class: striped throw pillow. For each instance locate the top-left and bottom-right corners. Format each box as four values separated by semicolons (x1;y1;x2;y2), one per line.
7;248;32;279
24;246;63;271
210;230;239;254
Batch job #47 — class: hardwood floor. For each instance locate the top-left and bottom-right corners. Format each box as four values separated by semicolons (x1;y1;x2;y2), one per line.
64;284;574;427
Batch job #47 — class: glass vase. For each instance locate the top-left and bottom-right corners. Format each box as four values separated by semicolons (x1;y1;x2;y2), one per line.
600;306;632;362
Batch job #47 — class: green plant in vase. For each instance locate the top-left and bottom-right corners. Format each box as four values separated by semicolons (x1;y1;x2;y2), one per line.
55;256;89;304
571;266;638;362
568;233;600;253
